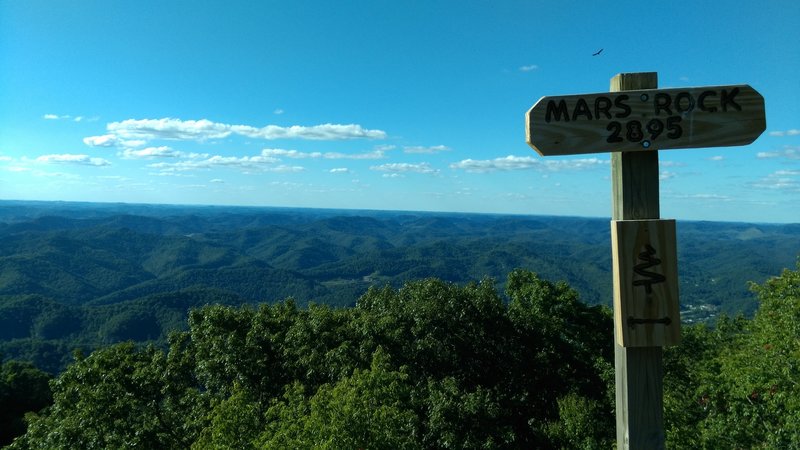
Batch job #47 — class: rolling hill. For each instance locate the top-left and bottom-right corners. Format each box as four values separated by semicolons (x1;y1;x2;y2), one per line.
1;200;798;372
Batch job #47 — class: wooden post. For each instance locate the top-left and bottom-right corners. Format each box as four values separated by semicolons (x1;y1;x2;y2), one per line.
611;72;665;449
526;69;765;450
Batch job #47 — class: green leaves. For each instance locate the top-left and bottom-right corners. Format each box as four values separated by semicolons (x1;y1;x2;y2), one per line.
17;264;800;448
8;270;621;448
0;360;52;447
544;393;612;450
259;349;420;450
192;385;263;450
13;341;207;450
664;261;800;449
356;278;509;383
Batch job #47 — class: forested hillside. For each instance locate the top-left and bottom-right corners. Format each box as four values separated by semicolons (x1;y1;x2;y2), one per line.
1;202;798;447
4;265;800;449
1;201;798;373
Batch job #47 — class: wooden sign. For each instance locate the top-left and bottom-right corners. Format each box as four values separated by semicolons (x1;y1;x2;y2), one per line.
526;84;765;156
611;219;680;347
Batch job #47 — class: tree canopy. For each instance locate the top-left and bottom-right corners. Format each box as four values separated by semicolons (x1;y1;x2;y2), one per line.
5;262;800;448
8;270;616;449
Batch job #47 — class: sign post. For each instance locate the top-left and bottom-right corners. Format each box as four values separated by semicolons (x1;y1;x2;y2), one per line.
525;72;766;449
609;72;666;450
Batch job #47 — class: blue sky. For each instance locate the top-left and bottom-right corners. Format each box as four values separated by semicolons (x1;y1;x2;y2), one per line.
1;0;798;223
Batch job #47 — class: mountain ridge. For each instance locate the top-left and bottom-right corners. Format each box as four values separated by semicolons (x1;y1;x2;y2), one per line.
1;200;797;372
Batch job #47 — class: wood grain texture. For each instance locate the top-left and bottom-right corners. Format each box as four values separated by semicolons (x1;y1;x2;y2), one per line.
612;219;680;347
527;84;765;156
612;151;659;220
615;346;665;449
610;72;666;450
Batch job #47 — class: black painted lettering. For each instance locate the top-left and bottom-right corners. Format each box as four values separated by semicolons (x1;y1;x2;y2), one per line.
646;118;664;140
572;98;593;121
721;87;742;112
594;96;613;119
666;116;682;139
626;121;644;142
545;99;570;122
614;95;631;119
698;91;718;112
654;93;672;115
606;121;623;143
675;92;695;114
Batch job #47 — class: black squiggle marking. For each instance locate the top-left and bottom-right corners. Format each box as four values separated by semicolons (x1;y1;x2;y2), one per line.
632;244;667;294
628;316;672;328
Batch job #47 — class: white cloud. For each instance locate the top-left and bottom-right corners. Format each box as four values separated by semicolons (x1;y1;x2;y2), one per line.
756;147;800;160
210;178;224;183
269;165;305;173
43;113;95;122
43;114;76;120
541;158;608;171
671;193;731;201
261;149;322;159
117;147;208;160
370;162;438;174
101;118;387;143
119;146;182;159
690;194;729;200
752;179;799;191
84;134;117;147
659;171;677;181
109;118;233;140
449;155;607;173
0;156;12;162
403;145;450;154
148;154;282;172
83;134;146;148
332;150;387;160
260;148;387;160
659;160;686;167
450;155;539;172
273;109;284;115
519;64;539;72
707;156;724;161
330;168;351;173
148;171;196;177
768;129;800;137
35;154;111;166
233;123;386;140
270;181;303;187
751;169;800;192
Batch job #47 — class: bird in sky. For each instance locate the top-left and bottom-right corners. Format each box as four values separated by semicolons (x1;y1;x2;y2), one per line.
592;48;604;56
